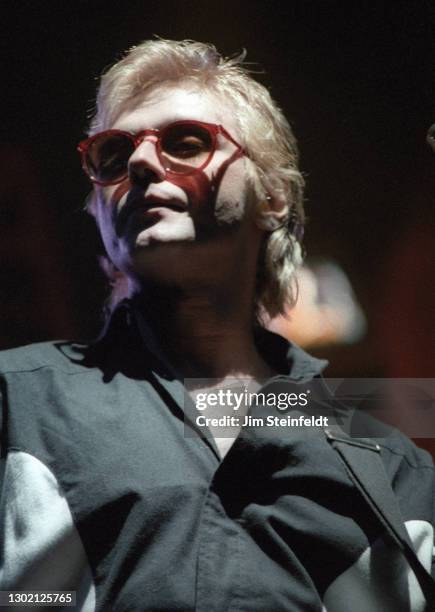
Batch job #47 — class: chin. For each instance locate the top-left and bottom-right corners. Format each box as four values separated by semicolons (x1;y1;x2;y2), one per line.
126;234;195;269
131;216;196;246
133;228;195;248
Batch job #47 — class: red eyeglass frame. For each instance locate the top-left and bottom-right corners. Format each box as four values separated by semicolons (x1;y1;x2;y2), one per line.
77;120;246;186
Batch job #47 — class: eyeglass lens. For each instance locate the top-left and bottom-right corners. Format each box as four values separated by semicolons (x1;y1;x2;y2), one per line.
85;123;214;183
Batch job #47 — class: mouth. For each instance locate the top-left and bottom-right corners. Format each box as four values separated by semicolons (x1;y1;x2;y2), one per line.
143;201;185;212
130;194;186;214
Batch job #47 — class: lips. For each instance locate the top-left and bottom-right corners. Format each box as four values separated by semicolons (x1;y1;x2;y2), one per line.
131;195;185;213
144;201;185;212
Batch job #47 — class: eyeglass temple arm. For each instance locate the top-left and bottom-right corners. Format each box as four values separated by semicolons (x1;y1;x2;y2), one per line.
218;125;247;155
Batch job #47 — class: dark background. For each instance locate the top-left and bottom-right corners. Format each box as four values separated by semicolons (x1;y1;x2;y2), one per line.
1;1;434;380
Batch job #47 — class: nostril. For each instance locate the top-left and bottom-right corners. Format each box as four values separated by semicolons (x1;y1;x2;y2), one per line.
129;164;163;187
127;140;167;184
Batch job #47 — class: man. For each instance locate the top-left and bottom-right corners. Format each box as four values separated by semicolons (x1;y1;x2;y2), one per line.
0;39;434;611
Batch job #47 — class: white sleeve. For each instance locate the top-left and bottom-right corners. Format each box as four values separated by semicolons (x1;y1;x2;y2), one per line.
0;450;96;611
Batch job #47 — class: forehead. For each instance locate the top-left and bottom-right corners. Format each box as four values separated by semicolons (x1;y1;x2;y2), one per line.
111;84;239;135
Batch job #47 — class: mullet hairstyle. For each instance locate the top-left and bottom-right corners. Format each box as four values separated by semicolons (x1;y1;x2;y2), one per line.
88;38;305;321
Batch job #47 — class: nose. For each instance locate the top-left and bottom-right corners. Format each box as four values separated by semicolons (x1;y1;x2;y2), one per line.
128;137;167;185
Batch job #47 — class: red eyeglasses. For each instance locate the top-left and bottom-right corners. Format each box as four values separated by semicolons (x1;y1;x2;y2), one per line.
77;120;245;186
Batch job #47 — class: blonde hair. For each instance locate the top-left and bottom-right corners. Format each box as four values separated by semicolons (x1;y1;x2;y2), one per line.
88;38;305;319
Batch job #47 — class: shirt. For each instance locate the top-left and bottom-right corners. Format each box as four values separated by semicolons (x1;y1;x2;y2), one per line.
0;300;434;611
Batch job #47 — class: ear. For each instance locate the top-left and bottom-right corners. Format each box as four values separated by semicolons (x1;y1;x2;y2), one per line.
255;193;289;231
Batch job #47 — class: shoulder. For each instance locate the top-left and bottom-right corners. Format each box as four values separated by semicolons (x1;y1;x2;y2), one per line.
370;426;434;523
350;408;434;470
336;408;435;522
379;428;434;506
0;340;90;376
378;427;434;469
351;408;434;478
0;340;106;458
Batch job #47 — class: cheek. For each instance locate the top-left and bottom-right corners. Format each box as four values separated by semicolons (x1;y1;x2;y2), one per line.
94;189;123;257
214;196;244;224
164;171;213;209
213;167;251;224
168;159;251;225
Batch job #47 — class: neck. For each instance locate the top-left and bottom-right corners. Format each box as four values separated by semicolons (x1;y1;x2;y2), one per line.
130;279;275;380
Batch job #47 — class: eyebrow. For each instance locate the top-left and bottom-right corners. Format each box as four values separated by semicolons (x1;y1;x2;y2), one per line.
112;108;215;132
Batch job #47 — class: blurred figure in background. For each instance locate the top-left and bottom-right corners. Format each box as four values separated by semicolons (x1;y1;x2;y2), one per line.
269;259;366;349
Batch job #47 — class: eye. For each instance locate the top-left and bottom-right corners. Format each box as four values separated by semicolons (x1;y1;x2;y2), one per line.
87;133;134;182
167;135;206;157
162;124;213;160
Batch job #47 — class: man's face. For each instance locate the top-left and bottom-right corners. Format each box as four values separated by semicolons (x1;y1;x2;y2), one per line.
93;84;261;286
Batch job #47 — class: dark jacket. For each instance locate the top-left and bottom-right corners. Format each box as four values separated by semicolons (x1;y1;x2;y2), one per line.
0;300;433;611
